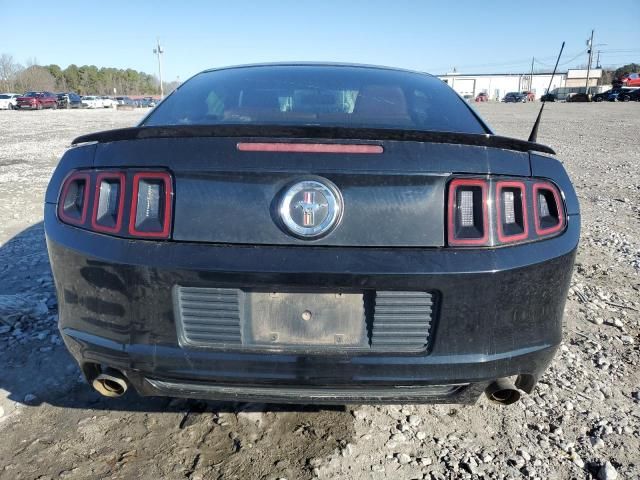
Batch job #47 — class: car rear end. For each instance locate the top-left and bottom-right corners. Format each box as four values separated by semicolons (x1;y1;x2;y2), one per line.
57;94;69;109
45;65;580;405
16;93;38;109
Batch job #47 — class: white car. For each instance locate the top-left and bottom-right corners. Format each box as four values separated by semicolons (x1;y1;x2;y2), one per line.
0;93;21;110
81;96;104;109
100;96;116;108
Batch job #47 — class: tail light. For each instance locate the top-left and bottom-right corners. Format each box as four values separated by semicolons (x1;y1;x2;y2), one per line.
533;181;564;236
129;172;173;238
58;172;90;225
58;169;173;240
448;179;488;246
447;177;565;247
496;181;528;243
91;172;125;233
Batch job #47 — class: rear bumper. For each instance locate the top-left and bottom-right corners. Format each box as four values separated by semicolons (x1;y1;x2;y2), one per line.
46;204;579;403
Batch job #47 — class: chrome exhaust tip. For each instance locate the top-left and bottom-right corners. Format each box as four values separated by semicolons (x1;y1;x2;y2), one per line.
485;378;521;405
92;371;129;398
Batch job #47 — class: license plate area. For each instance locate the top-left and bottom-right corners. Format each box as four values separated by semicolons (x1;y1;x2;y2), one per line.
244;291;367;349
174;286;435;353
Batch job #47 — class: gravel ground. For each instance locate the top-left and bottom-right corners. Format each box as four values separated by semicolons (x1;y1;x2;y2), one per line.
0;104;638;480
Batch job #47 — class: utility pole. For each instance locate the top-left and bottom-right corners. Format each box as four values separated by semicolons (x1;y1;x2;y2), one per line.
529;57;535;94
584;29;594;96
153;38;164;99
596;50;601;68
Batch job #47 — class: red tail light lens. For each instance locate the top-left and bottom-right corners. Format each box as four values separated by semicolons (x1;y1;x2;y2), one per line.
496;181;528;243
448;178;488;246
91;172;125;233
58;169;174;240
533;181;565;236
128;172;173;238
447;177;566;247
58;172;90;225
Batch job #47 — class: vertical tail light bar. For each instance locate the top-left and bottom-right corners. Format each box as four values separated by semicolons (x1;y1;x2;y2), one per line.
58;172;90;225
496;181;528;242
447;178;488;246
128;172;173;238
91;172;125;233
533;181;565;236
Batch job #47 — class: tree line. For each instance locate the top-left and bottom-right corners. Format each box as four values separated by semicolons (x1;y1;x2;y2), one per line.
0;53;179;95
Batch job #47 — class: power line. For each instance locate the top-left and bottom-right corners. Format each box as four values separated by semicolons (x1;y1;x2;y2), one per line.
534;49;588;68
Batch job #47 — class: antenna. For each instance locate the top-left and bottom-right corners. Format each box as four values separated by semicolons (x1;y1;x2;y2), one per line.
528;41;565;143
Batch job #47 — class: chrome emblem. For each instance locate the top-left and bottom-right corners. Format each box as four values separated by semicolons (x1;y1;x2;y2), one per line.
279;179;343;238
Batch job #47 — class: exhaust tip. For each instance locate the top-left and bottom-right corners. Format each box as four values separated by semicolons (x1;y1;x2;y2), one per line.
92;372;128;398
485;378;521;405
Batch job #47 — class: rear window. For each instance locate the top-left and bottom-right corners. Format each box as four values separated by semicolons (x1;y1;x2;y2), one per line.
142;65;488;134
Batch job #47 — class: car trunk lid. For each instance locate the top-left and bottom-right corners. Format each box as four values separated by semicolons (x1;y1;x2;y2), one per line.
93;135;531;247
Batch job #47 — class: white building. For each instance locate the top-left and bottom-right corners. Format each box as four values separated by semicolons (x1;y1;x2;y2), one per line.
437;69;602;100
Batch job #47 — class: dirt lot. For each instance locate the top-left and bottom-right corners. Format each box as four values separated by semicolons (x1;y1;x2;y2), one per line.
0;104;638;480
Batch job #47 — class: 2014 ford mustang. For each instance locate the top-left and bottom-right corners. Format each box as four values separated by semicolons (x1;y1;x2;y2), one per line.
45;64;579;405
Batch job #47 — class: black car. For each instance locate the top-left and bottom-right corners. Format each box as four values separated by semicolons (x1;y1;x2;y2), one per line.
618;89;640;102
592;89;625;102
566;93;591;103
540;93;557;102
57;92;83;109
502;92;527;103
45;64;579;405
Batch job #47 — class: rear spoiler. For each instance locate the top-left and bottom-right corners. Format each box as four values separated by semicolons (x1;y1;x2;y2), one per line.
72;124;555;155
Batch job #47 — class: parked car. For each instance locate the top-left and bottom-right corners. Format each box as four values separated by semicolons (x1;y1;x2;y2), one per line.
81;96;104;109
115;96;136;107
621;73;640;87
502;92;527;103
57;92;83;109
15;91;58;109
46;63;579;406
618;89;640;102
540;93;557;102
100;96;116;108
565;93;591;103
0;93;21;110
475;92;488;102
138;97;157;108
592;89;616;102
522;91;535;102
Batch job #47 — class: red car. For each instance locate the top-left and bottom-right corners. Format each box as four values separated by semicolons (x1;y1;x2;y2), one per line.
16;91;58;110
621;73;640;87
475;92;489;102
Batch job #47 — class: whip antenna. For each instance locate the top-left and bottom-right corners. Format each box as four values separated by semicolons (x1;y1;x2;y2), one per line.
528;41;565;143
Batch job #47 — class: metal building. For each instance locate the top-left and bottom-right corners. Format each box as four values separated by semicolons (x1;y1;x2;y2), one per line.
437;69;602;101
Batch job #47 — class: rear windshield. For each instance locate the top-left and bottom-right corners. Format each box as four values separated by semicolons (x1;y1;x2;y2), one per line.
142;65;488;134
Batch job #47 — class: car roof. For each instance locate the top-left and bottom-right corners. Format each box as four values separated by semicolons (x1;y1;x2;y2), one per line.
200;62;435;78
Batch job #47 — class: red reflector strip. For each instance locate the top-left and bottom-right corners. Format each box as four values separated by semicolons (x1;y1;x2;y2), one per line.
236;142;383;154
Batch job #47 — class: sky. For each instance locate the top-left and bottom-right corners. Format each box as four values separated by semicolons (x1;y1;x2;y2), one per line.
1;0;639;82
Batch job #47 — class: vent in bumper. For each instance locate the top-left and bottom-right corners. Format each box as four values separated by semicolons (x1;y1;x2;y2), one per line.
175;287;242;346
371;291;434;351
